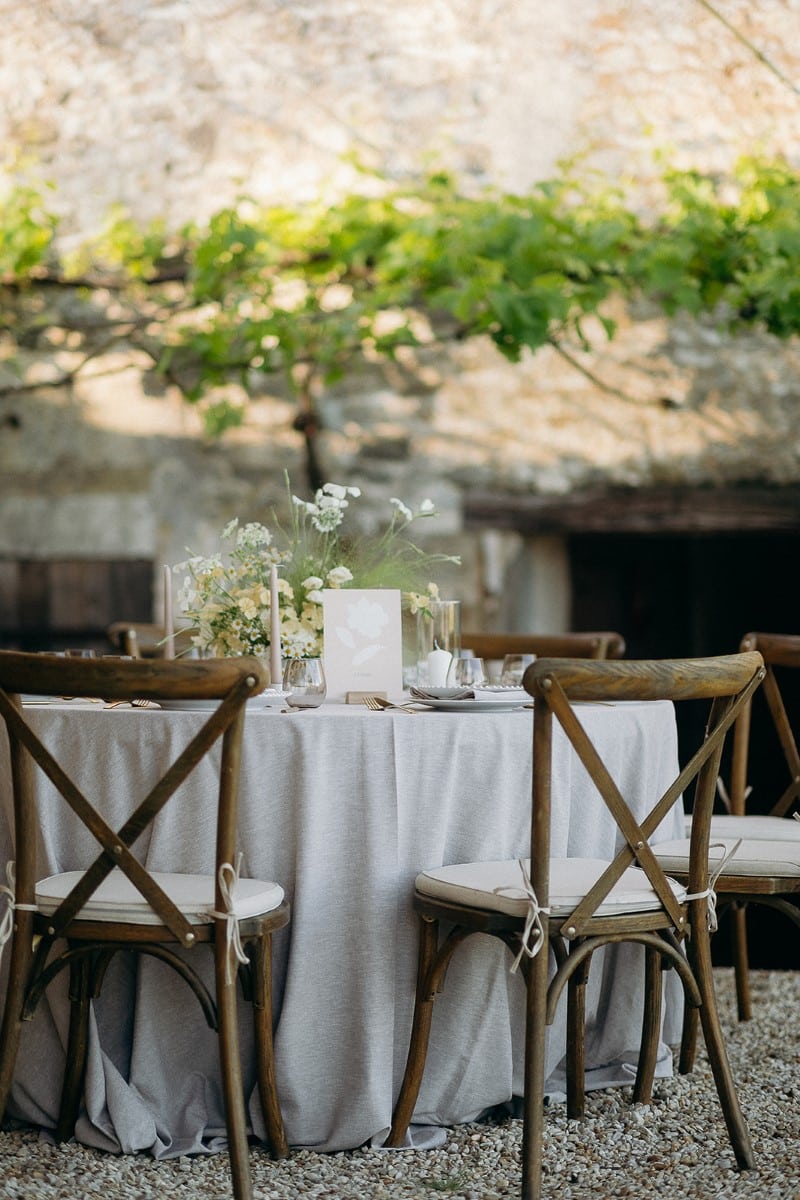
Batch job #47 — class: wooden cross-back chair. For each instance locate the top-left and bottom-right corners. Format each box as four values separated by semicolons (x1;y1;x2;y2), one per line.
0;651;288;1200
657;632;800;1064
106;620;193;658
719;632;800;1022
461;630;626;662
386;652;763;1200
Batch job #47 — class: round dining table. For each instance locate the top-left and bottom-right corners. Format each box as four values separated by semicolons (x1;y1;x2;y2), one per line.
0;697;684;1158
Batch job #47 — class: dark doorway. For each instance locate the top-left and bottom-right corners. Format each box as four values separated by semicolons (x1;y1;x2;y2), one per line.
570;531;800;659
571;531;800;971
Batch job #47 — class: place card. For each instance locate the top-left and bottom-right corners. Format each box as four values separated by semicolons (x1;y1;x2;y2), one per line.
322;589;403;702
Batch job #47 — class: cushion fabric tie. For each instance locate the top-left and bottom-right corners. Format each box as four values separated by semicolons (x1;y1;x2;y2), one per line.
0;860;38;971
208;854;251;985
494;858;550;974
683;839;742;932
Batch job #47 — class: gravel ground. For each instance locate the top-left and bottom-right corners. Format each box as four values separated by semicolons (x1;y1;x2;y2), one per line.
1;968;798;1200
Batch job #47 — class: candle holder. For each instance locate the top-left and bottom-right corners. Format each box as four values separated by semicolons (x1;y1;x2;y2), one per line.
415;601;461;686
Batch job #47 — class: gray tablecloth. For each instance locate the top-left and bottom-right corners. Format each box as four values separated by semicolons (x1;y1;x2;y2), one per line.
0;699;683;1157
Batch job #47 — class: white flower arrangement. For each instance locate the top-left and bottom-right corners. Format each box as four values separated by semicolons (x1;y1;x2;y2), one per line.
176;477;459;660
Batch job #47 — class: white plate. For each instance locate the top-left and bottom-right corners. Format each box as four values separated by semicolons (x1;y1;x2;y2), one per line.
412;696;530;713
473;686;528;702
156;696;275;712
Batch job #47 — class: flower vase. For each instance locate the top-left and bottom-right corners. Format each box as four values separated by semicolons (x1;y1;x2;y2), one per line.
282;657;327;708
415;601;461;686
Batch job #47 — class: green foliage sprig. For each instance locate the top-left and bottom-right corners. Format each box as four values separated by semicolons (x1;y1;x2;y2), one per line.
2;155;800;432
0;178;57;280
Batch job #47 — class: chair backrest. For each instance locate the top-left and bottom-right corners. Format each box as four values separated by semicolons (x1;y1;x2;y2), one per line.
727;632;800;819
106;621;194;658
524;652;764;936
462;631;626;661
0;652;268;946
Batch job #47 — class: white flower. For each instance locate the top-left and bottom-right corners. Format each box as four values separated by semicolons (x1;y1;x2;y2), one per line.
419;498;435;514
322;483;347;500
326;565;353;586
310;505;345;533
221;518;239;539
390;497;413;521
237;522;272;548
306;588;324;604
302;576;324;590
404;591;427;615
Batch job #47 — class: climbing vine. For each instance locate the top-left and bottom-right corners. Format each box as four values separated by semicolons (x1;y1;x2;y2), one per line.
2;154;799;449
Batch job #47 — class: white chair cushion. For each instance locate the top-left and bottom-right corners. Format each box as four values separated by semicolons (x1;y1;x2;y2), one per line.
683;813;800;841
415;857;686;918
653;837;800;878
35;869;284;924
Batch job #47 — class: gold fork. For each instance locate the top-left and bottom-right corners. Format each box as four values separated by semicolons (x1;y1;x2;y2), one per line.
363;696;418;714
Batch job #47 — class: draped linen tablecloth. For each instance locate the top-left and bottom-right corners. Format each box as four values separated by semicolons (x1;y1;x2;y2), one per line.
0;699;683;1158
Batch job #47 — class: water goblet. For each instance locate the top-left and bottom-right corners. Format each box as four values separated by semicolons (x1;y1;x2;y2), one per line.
499;653;536;686
282;658;327;709
448;656;487;688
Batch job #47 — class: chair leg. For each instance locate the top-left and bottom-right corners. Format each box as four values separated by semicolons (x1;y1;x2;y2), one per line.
56;952;92;1143
692;924;754;1170
679;997;699;1074
0;919;34;1121
385;916;439;1147
730;904;752;1022
215;949;253;1200
566;954;590;1120
633;945;662;1106
521;938;550;1200
250;934;289;1159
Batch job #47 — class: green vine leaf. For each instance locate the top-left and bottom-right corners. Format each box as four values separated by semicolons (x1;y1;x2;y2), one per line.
4;153;800;425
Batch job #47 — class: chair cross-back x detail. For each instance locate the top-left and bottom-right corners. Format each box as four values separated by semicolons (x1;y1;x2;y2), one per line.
385;652;763;1200
0;651;289;1200
655;632;800;1068
720;632;800;1022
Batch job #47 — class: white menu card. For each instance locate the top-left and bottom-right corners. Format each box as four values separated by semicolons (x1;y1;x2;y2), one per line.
322;589;403;701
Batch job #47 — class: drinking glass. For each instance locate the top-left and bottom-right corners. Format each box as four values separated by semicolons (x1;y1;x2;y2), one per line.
64;649;96;658
448;656;487;688
499;653;536;686
282;658;327;709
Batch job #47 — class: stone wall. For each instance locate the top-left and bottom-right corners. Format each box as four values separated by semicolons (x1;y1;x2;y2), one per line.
2;0;800;632
5;1;800;234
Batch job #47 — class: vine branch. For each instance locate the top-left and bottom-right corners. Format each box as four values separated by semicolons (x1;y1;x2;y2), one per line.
693;0;800;99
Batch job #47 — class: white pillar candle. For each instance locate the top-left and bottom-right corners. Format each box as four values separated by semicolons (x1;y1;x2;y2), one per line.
427;644;452;688
162;564;175;659
270;565;282;687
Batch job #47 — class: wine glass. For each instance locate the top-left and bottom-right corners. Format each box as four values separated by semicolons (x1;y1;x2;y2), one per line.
282;658;327;709
448;656;487;688
499;653;536;686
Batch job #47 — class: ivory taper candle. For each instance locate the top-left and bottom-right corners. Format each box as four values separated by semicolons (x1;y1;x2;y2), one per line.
162;564;175;659
270;565;282;686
